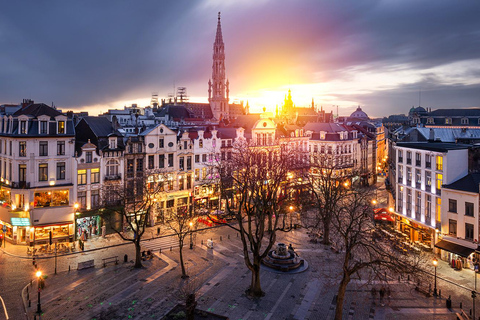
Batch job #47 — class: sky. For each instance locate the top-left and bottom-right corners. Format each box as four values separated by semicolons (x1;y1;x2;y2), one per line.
1;0;480;118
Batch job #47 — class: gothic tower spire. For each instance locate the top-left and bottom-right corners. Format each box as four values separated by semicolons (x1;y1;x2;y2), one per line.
209;12;229;121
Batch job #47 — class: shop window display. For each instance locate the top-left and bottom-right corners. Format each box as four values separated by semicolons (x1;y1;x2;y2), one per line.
34;190;69;207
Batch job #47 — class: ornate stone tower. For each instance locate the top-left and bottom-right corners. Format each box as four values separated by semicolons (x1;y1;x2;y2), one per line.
208;12;229;120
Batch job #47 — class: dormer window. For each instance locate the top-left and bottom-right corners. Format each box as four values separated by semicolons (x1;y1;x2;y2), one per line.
40;121;48;134
86;152;92;163
320;132;326;140
445;118;452;125
461;117;469;125
427;117;434;124
109;137;117;149
58;121;65;134
199;139;203;148
20;121;27;134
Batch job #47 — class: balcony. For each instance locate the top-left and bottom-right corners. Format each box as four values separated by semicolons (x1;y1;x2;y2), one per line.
11;181;30;189
104;174;121;181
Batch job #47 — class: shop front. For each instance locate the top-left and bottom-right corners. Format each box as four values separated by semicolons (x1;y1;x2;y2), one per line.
396;216;433;248
435;236;479;271
76;215;101;241
30;223;74;245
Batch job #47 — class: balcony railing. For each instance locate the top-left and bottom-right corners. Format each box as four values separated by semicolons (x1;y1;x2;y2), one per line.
104;174;121;181
11;181;30;189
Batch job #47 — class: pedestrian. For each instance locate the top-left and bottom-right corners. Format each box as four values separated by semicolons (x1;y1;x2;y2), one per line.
379;287;386;306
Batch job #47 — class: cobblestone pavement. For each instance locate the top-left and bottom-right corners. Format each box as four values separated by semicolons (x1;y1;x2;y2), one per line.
1;224;477;320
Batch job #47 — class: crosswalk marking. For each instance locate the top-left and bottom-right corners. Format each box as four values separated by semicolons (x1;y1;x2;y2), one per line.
141;236;180;252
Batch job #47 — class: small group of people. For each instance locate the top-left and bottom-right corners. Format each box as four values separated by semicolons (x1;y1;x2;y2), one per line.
141;250;153;260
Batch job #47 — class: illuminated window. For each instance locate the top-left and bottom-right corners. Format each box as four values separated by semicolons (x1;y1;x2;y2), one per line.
436;197;441;223
436;156;443;171
77;169;87;185
436;173;443;193
91;168;99;184
19;141;26;157
58;121;65;134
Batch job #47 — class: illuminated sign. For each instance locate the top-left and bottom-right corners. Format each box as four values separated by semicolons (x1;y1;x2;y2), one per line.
11;218;30;226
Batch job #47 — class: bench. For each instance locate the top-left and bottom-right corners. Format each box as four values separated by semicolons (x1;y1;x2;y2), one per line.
103;256;118;267
77;259;95;270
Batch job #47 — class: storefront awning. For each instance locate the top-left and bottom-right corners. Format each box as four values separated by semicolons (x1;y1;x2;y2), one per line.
435;239;476;257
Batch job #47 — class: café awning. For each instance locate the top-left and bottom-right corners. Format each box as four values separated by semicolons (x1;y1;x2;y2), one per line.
434;239;476;258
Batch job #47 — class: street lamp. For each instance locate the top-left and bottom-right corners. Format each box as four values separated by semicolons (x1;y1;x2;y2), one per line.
36;270;42;314
372;199;377;208
189;221;193;249
433;257;438;297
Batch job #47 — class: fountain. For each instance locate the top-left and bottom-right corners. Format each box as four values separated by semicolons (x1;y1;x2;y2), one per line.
262;243;308;273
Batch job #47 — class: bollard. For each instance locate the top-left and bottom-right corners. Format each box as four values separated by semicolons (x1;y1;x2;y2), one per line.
159;248;162;254
228;234;230;239
27;292;29;300
407;275;410;281
201;240;203;245
124;254;128;263
461;302;463;309
439;289;441;298
68;265;71;272
398;276;401;281
29;300;31;307
220;236;222;241
170;246;172;251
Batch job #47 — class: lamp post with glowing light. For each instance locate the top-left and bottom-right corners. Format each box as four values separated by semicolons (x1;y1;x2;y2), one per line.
189;221;193;249
433;257;438;297
372;199;377;208
36;270;42;314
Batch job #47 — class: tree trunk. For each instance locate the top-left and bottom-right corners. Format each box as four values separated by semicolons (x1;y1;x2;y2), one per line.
179;240;187;278
134;240;143;268
334;273;350;320
249;258;264;297
322;218;330;245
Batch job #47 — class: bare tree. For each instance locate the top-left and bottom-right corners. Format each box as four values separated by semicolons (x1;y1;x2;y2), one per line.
331;187;422;320
165;206;196;278
304;154;353;245
217;139;297;297
101;172;162;268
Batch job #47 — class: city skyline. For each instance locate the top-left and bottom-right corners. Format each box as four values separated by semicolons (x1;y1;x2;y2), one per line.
1;1;480;117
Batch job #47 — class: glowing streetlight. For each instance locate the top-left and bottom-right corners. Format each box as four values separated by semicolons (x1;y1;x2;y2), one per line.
36;270;43;314
433;257;438;297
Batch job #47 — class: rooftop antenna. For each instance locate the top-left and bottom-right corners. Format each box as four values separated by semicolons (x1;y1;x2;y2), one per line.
419;87;421;106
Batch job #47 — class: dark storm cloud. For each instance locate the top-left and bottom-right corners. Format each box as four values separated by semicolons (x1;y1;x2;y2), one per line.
1;0;480;115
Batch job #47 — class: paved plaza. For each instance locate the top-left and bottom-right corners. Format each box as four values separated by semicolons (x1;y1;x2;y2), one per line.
1;224;475;320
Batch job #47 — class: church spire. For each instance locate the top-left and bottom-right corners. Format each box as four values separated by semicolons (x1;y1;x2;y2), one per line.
209;12;229;121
